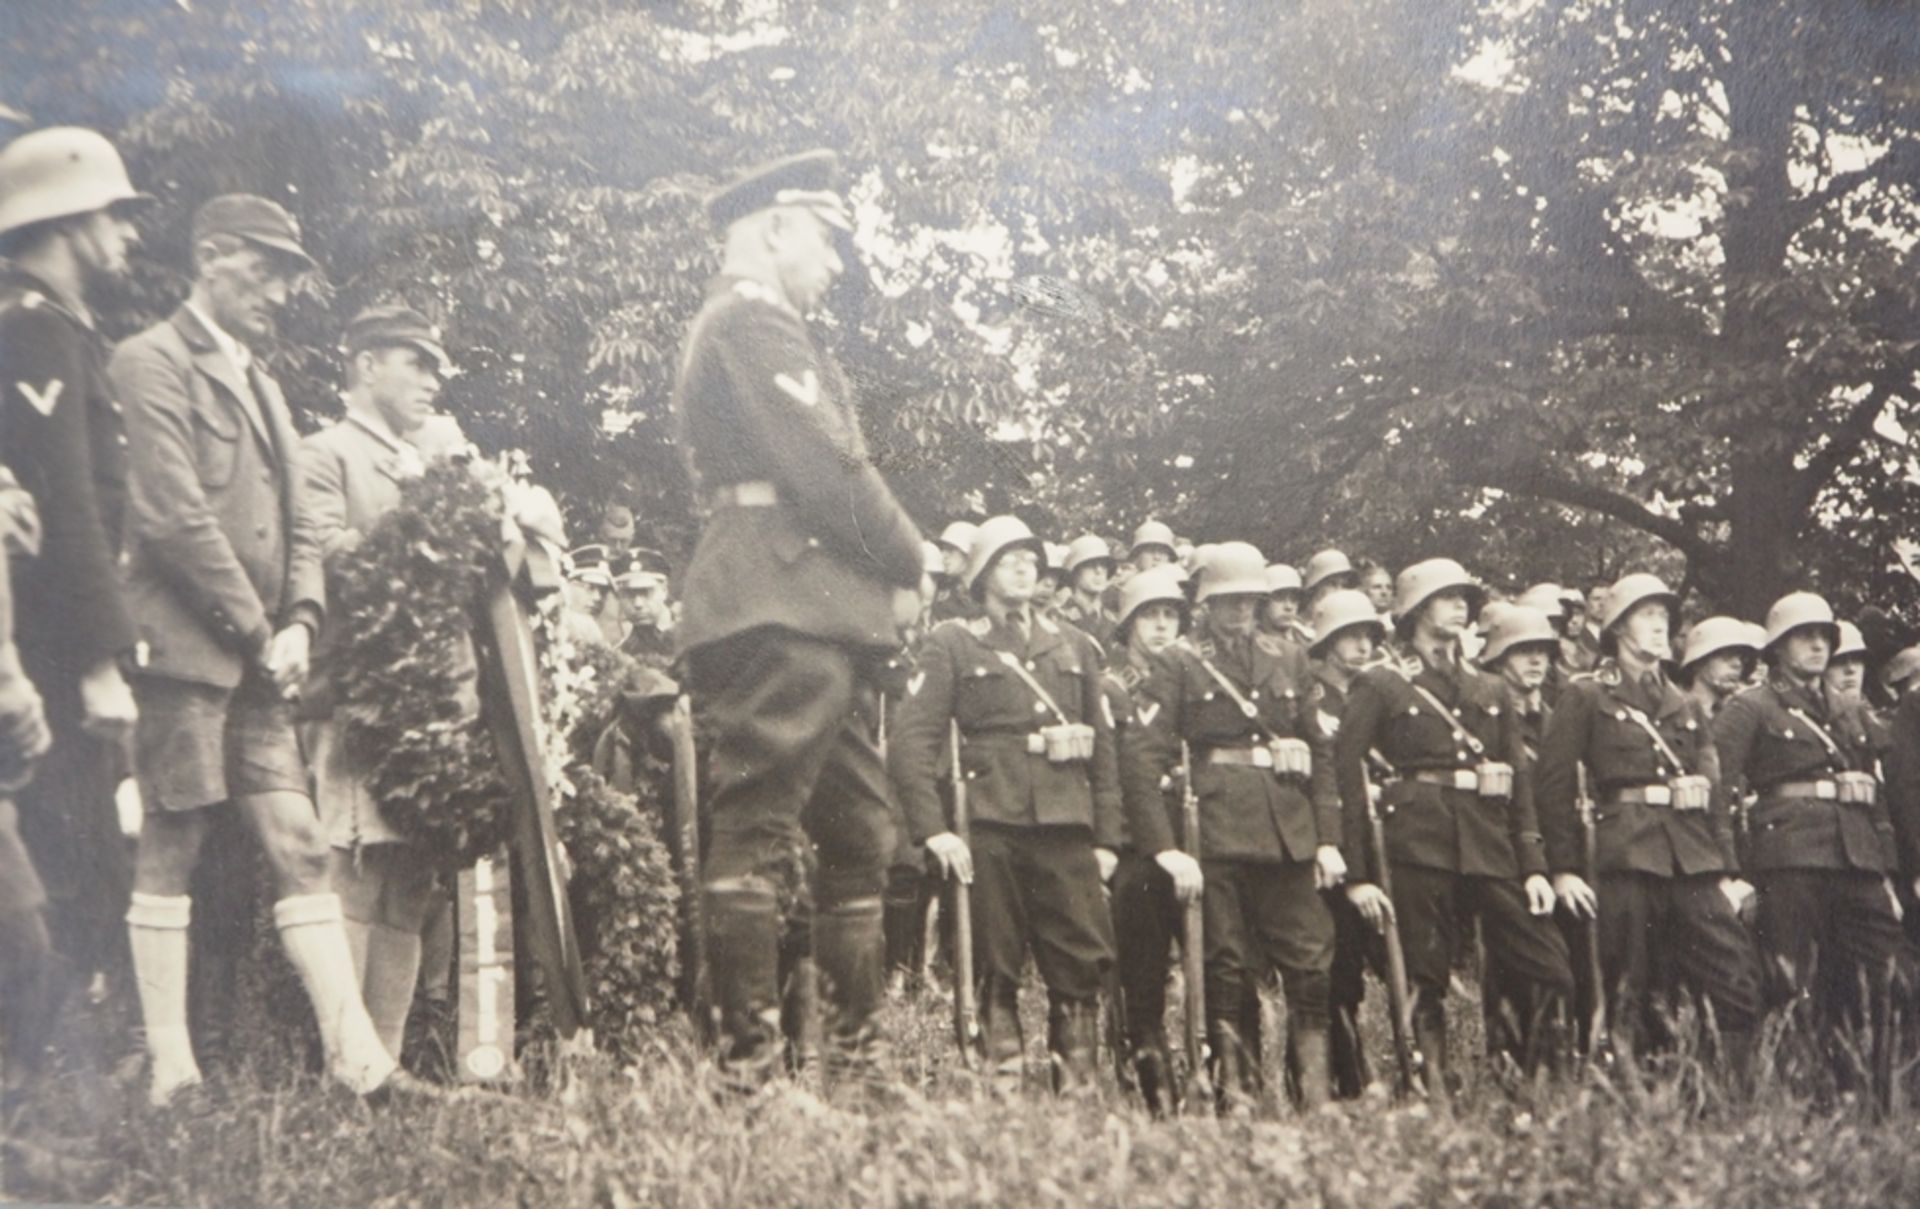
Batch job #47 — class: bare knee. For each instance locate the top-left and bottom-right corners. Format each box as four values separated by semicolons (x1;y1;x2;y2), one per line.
134;810;211;896
243;792;330;895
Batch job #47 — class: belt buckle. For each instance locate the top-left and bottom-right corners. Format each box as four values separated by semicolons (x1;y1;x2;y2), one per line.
1814;780;1837;801
1643;784;1672;806
1453;769;1478;792
1025;733;1046;755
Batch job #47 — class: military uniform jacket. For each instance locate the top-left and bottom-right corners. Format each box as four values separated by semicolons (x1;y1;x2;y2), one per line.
1058;596;1118;642
672;276;922;655
0;264;135;678
888;611;1123;848
1711;677;1895;874
1334;643;1547;880
1880;689;1920;878
1099;652;1153;850
1121;631;1337;864
112;306;321;688
1534;663;1736;879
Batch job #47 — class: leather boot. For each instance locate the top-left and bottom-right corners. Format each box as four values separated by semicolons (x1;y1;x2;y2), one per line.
1294;1026;1333;1113
1048;997;1100;1094
815;897;887;1090
779;907;821;1082
1209;1017;1256;1116
1329;1005;1369;1099
706;878;783;1093
1412;997;1451;1105
980;976;1024;1090
881;892;919;997
1133;1039;1173;1116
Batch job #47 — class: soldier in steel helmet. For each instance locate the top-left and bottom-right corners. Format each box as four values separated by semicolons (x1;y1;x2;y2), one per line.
1057;534;1119;635
670;150;931;1093
929;521;981;623
1306;587;1390;1098
1676;618;1760;723
1534;575;1760;1069
0;128;150;1093
1333;559;1572;1095
1099;563;1199;1113
1259;563;1313;650
1122;541;1344;1112
888;516;1122;1092
1711;591;1905;1097
1301;549;1358;620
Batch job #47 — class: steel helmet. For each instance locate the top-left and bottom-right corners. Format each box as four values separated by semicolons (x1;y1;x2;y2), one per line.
1598;572;1680;635
1188;541;1220;576
1115;564;1189;635
0;127;152;238
967;515;1046;597
1833;620;1868;662
921;540;946;578
1041;542;1071;577
1882;645;1920;692
1679;616;1758;670
1129;520;1177;562
1477;604;1560;668
1064;534;1115;576
1393;558;1480;626
1517;583;1569;621
937;520;979;558
1265;563;1303;595
1308;589;1386;657
1302;548;1356;594
1196;542;1270;604
1762;591;1839;650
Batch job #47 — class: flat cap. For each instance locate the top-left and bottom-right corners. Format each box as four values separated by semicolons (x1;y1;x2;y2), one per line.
706;149;851;232
342;303;449;371
192;193;315;268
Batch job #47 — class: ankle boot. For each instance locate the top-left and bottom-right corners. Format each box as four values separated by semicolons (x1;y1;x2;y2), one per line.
706;878;783;1092
1134;1039;1173;1116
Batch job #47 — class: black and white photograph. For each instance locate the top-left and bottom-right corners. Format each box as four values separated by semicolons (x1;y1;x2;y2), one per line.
2;1;1920;1204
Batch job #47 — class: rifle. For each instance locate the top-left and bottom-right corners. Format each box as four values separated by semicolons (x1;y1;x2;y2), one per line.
948;721;981;1067
1362;769;1418;1096
1178;742;1212;1106
664;697;708;1032
1575;764;1609;1062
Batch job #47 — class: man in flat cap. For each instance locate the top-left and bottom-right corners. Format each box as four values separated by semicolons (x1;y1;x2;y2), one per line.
292;304;458;1063
0;126;148;1095
671;149;929;1093
111;195;408;1105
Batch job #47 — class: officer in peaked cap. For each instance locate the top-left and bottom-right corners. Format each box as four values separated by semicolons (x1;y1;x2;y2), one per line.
1712;592;1904;1102
0;124;149;1123
671;148;927;1093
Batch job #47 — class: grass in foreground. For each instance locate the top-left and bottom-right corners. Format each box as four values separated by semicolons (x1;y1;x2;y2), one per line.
10;983;1920;1207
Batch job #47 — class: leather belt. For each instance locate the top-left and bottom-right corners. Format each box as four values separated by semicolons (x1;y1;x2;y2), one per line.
711;480;779;507
1412;768;1478;791
1209;746;1274;769
1612;784;1672;806
970;731;1048;755
1770;779;1837;801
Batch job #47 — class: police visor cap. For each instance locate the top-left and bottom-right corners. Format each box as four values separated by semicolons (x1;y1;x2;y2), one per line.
706;149;851;233
343;304;450;372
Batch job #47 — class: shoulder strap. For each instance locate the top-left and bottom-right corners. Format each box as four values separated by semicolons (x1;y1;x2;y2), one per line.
995;650;1072;726
1406;681;1488;757
1614;702;1688;771
1192;649;1283;743
1783;704;1848;768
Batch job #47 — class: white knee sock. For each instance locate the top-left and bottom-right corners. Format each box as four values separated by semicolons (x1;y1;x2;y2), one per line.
274;893;397;1094
125;892;202;1106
